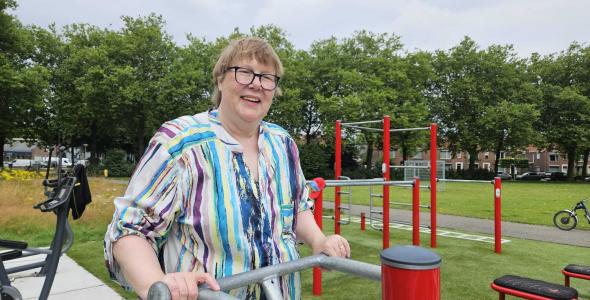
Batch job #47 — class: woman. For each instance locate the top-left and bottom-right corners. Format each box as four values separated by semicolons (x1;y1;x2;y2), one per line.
104;37;350;300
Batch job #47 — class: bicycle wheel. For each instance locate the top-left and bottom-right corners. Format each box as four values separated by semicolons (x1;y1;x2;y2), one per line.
553;210;577;231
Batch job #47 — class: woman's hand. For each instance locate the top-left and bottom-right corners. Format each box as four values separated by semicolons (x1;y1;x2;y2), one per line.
311;234;351;258
159;272;220;300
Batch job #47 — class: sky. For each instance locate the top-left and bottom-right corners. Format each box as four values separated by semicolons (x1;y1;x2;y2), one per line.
10;0;590;57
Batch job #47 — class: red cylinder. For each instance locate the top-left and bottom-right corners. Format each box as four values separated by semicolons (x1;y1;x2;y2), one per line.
381;245;441;300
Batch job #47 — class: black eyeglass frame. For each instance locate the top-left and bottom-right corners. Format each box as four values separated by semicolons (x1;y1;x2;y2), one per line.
225;66;281;91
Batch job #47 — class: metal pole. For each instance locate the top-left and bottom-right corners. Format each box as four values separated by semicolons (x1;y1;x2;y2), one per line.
413;177;420;246
430;123;437;248
383;115;391;249
361;213;366;231
494;177;502;254
335;120;342;235
313;190;323;295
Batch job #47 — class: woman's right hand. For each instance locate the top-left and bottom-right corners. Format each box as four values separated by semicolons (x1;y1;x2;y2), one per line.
157;272;220;300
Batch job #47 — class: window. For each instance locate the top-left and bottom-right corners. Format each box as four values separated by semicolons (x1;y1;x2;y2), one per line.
499;151;506;159
550;153;559;162
440;150;451;160
561;164;568;172
445;163;452;170
484;152;489;160
536;152;540;159
548;165;560;172
456;152;462;159
413;152;423;159
474;163;479;169
483;163;490;170
455;162;463;170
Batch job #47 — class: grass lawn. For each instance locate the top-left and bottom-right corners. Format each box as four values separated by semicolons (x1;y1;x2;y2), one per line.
324;181;590;227
1;177;589;299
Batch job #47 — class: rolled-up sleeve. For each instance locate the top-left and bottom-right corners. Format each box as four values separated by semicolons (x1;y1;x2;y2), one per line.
104;133;180;287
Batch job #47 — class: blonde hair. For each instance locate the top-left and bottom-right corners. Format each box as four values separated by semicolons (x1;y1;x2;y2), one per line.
211;37;284;108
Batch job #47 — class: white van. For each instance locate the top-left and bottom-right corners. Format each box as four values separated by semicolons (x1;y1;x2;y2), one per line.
42;157;72;167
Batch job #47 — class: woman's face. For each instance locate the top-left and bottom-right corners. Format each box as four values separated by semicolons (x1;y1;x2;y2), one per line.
217;58;276;126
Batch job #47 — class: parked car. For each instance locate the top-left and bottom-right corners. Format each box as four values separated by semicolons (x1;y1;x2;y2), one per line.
516;172;546;180
545;172;567;181
496;172;512;180
42;157;72;167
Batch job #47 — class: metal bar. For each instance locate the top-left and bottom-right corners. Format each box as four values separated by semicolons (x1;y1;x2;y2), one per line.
390;165;430;169
322;180;413;187
5;261;45;274
389;127;430;132
340;125;383;132
218;255;380;291
390;202;430;209
261;277;283;300
383;115;391;249
439;179;493;184
341;120;383;126
430;123;437;248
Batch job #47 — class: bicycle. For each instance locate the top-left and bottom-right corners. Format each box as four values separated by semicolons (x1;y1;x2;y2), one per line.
553;197;590;231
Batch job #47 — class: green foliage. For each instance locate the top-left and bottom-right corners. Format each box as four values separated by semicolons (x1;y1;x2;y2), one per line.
103;149;134;177
299;142;332;179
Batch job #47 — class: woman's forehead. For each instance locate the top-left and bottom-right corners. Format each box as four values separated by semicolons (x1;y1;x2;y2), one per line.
232;57;276;73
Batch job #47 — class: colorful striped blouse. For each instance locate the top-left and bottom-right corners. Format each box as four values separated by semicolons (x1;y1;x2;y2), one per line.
104;110;312;299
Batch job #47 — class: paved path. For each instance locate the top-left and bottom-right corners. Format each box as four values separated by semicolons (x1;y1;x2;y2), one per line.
4;254;121;299
323;201;590;248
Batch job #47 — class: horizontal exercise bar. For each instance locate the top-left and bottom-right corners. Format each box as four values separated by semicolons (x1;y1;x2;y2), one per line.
390;165;430;169
340;124;383;132
340;120;383;126
389;127;430;132
390;202;431;209
322;179;414;187
439;179;493;184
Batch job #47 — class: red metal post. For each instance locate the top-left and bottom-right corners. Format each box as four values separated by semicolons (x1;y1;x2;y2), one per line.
313;190;323;295
494;177;502;254
335;120;342;235
382;116;391;249
430;123;437;248
413;177;420;246
361;212;366;231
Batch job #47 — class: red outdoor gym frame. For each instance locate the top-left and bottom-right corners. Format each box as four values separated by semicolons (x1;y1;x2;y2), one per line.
334;116;438;249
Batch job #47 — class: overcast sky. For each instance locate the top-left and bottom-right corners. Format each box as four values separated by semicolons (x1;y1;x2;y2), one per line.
11;0;590;57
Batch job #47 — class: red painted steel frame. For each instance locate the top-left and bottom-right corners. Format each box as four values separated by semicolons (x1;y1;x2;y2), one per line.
382;116;391;249
430;123;437;248
334;120;342;235
563;269;590;287
490;283;575;300
313;190;323;295
494;177;502;254
412;177;420;246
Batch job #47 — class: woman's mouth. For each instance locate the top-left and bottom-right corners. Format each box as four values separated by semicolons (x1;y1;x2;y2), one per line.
241;96;261;103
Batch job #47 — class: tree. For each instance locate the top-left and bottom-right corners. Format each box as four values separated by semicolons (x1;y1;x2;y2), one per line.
428;37;540;171
0;0;49;165
531;43;590;179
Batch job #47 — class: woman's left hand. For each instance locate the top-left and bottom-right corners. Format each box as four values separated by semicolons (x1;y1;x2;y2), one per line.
312;234;350;258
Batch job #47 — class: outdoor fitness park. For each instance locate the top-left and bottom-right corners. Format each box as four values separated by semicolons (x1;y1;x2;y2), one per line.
2;117;590;300
145;116;590;299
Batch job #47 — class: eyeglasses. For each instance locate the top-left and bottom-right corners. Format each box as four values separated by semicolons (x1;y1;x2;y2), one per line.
226;66;280;91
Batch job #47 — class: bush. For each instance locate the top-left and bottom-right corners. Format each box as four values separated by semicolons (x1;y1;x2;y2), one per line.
299;143;332;179
102;149;135;177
